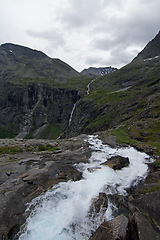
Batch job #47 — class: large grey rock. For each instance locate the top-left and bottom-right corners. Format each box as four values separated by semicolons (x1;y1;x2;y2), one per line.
130;212;160;240
90;214;129;240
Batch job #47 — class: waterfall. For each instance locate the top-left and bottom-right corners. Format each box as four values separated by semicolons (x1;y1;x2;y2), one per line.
18;135;152;240
56;103;76;140
87;78;96;94
68;103;76;126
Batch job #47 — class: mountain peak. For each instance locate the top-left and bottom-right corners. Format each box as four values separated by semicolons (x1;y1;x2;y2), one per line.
81;66;117;77
1;43;48;60
132;31;160;63
0;43;81;84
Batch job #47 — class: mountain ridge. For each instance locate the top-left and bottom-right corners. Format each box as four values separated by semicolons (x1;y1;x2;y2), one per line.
0;32;159;160
81;66;117;77
132;30;160;63
0;43;81;87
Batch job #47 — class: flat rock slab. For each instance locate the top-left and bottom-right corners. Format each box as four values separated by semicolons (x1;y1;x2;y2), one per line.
130;212;160;240
101;155;129;170
90;214;129;240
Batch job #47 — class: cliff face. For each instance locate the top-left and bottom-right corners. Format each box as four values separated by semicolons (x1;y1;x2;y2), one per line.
0;43;83;138
0;32;160;146
0;82;80;138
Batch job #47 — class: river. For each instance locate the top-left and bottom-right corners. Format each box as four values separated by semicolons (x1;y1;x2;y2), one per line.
18;135;152;240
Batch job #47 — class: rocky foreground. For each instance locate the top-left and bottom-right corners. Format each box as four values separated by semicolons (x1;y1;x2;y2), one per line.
0;134;160;240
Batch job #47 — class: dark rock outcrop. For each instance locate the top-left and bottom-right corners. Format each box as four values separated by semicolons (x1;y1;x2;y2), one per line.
89;214;129;240
0;83;80;136
101;155;130;170
130;212;160;240
89;192;108;221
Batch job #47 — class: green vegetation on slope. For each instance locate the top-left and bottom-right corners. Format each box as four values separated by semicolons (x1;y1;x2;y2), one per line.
25;124;62;140
83;58;160;158
0;146;22;154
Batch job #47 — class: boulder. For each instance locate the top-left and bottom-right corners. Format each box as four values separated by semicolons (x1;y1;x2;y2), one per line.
88;193;108;224
101;155;129;170
89;214;129;240
93;193;108;213
130;212;160;240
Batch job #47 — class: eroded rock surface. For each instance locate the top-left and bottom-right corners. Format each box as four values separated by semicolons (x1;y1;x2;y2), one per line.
0;135;160;240
101;155;129;170
89;214;129;240
0;135;91;239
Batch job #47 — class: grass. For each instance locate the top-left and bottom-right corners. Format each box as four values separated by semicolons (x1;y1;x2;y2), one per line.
154;160;160;168
109;126;138;145
39;125;62;140
24;130;36;139
144;213;151;221
139;186;160;194
25;124;62;140
39;144;59;152
0;129;17;139
0;146;22;154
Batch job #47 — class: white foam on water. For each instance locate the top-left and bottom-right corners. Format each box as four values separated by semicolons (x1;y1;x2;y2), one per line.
18;135;152;240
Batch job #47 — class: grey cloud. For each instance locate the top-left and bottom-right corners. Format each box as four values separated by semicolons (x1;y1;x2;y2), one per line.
25;28;66;48
91;0;160;55
85;42;137;69
85;56;103;66
57;0;111;29
109;47;136;66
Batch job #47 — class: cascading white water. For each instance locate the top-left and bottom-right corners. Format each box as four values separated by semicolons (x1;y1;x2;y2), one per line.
87;79;96;94
18;135;152;240
68;103;76;126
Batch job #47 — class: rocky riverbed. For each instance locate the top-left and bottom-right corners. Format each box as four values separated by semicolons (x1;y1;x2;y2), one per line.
0;134;160;240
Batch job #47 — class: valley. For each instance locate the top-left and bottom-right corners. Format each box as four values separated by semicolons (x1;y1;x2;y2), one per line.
0;31;160;239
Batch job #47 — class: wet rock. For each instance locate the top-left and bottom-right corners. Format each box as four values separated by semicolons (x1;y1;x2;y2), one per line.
0;138;91;240
93;193;108;213
89;214;129;240
87;167;101;172
130;189;160;228
130;212;160;240
108;194;129;218
7;224;20;240
101;155;129;170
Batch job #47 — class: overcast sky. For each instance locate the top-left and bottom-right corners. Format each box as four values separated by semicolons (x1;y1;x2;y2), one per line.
0;0;160;72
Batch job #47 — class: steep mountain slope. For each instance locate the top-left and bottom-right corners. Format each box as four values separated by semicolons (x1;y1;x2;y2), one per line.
70;31;160;157
132;30;160;63
0;43;81;86
0;43;84;138
81;66;117;77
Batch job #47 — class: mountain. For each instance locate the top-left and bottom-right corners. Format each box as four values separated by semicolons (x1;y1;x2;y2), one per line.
0;43;81;86
73;31;160;153
0;32;160;160
81;66;117;77
1;33;160;240
132;30;160;63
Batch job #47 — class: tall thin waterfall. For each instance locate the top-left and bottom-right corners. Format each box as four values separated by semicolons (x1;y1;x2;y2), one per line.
68;103;76;126
87;78;96;94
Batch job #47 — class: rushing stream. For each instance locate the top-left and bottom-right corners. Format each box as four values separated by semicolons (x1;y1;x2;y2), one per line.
18;135;152;240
